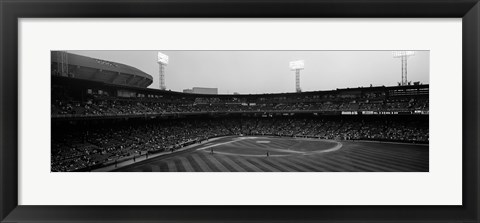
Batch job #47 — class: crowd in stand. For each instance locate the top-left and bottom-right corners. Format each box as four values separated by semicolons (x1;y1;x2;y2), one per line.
51;97;429;116
51;116;428;172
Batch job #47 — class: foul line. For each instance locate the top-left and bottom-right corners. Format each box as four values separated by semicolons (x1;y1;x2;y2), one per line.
197;137;343;157
196;138;246;151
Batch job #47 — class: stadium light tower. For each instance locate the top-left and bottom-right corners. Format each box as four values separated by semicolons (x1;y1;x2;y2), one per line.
392;51;415;86
289;60;305;92
157;52;169;90
55;51;69;77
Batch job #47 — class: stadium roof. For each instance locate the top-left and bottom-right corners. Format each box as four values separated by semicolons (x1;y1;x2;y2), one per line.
51;51;153;88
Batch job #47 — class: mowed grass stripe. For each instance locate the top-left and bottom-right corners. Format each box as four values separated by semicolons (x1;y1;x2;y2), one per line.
267;158;306;172
376;145;428;155
166;160;177;172
288;156;331;172
186;155;203;171
354;145;427;158
329;154;375;172
197;153;222;171
350;148;428;170
247;158;281;172
296;156;342;172
174;159;186;172
333;152;376;171
143;165;153;172
159;162;169;171
259;158;295;172
211;155;241;172
201;153;230;172
343;158;387;172
308;155;359;172
276;157;314;171
187;155;210;172
151;164;161;172
286;156;332;172
347;154;403;172
191;154;215;172
262;157;299;172
132;164;152;172
347;152;422;172
275;157;316;172
178;157;196;172
321;155;377;172
354;146;428;161
230;156;263;172
350;151;428;168
352;146;427;163
326;153;391;172
243;159;276;172
218;155;248;172
354;147;428;163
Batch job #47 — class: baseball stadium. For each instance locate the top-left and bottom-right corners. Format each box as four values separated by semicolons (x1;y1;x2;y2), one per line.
51;51;429;172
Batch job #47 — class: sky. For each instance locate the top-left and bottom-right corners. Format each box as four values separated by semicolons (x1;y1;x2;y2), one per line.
69;51;429;94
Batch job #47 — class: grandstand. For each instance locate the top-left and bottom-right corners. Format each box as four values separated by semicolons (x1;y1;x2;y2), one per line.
51;76;428;118
50;52;429;172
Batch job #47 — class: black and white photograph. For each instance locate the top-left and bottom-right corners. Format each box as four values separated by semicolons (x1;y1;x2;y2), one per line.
51;50;429;172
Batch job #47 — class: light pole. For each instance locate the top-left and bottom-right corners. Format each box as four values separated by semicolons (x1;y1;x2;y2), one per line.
289;60;305;92
392;51;415;86
157;52;169;90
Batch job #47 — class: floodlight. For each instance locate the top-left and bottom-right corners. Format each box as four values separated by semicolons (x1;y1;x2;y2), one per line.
157;52;169;65
157;52;169;90
392;51;415;58
289;60;305;92
392;51;416;86
289;60;305;70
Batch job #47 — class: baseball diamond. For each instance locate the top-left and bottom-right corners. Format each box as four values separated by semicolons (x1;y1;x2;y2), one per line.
114;136;428;172
51;50;429;172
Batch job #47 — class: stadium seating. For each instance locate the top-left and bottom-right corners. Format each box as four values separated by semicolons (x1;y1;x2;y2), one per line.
51;116;428;172
51;97;430;117
51;77;429;172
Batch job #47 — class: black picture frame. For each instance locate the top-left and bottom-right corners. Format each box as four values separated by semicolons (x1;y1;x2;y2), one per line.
1;0;479;222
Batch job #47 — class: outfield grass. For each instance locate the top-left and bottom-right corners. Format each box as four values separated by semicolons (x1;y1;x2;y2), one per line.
115;136;429;172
